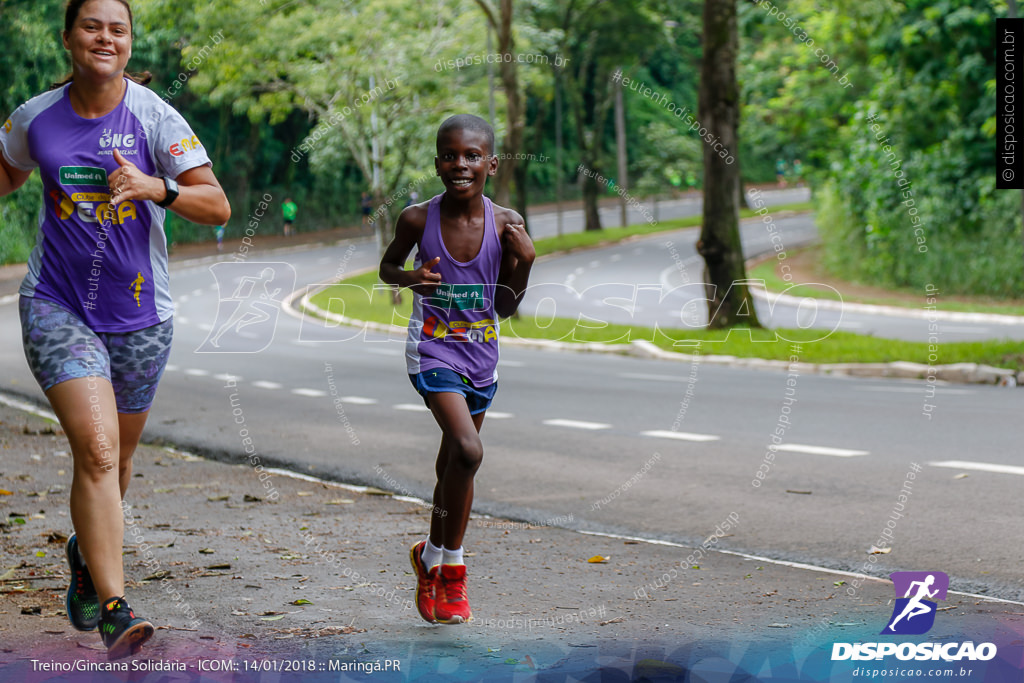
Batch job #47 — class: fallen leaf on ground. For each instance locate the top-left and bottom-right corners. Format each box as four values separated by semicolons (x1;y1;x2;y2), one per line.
868;546;891;554
292;599;313;606
198;548;215;554
587;555;609;564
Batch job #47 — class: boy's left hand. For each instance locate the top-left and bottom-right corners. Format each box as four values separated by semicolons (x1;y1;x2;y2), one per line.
501;223;535;264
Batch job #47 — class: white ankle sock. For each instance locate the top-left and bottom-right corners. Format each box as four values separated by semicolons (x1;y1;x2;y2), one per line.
442;545;464;566
421;539;443;569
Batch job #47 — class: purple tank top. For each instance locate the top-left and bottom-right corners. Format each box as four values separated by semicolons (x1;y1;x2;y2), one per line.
405;193;502;387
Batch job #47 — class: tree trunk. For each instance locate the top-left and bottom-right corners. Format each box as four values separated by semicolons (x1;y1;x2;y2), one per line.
697;0;760;329
581;170;602;231
476;0;522;207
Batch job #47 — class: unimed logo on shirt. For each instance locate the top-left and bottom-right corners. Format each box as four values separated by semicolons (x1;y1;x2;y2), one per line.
426;284;486;311
59;166;107;187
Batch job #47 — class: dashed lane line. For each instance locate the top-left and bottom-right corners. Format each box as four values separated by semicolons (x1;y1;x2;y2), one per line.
543;418;611;430
340;396;378;405
394;403;431;412
774;443;868;457
641;430;719;442
251;381;283;390
929;460;1024;477
292;388;327;397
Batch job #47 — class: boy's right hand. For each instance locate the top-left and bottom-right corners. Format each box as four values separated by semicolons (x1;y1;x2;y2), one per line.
410;256;442;294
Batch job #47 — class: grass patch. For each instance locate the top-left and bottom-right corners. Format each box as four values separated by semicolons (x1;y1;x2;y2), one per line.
531;201;814;258
308;273;1024;372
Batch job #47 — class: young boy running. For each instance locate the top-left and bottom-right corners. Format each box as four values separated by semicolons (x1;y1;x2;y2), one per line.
379;114;534;624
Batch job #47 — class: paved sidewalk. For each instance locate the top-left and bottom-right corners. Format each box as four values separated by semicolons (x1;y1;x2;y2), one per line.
0;399;1021;681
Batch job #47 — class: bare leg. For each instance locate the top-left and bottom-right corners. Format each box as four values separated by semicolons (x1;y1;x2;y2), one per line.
47;378;124;604
426;392;485;552
116;411;149;499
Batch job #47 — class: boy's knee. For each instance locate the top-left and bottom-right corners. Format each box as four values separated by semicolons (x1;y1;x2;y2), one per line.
453;435;483;471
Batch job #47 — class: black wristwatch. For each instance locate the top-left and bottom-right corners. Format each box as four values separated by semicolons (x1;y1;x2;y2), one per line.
156;177;179;208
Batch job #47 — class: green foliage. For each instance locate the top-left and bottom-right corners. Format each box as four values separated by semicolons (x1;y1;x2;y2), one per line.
742;0;1022;297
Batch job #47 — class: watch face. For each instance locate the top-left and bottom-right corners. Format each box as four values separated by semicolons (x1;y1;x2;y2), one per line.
160;177;179;207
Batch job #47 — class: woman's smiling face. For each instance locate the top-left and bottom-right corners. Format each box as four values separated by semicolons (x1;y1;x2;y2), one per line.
62;0;133;81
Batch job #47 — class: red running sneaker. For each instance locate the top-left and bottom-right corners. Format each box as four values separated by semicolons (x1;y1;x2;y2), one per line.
409;541;437;623
434;563;472;624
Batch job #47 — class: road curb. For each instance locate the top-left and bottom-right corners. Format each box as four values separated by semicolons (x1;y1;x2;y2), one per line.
285;285;1020;386
748;283;1024;326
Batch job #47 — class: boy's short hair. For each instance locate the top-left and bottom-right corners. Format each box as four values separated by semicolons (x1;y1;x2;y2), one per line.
437;115;495;156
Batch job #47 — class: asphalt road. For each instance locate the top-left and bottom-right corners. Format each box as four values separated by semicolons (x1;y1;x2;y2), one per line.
0;200;1021;601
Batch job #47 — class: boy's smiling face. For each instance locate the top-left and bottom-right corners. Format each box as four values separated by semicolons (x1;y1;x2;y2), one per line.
435;128;498;198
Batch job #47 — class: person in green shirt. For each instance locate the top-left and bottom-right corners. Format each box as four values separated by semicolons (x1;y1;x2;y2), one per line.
282;197;297;236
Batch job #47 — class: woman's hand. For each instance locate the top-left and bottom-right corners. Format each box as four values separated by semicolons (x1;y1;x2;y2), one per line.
108;149;164;206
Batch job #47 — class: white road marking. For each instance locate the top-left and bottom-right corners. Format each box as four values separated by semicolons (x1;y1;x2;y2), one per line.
543;418;611;430
609;254;622;262
176;317;189;325
340;396;378;405
292;388;326;397
619;372;684;382
178;295;189;303
252;381;283;390
641;430;719;442
184;368;210;377
929;460;1024;477
774;444;868;457
394;403;431;412
589;260;600;268
165;364;179;372
485;411;514;419
576;529;1024;607
855;386;974;395
192;288;203;296
497;360;525;368
213;373;240;382
574;267;585;275
198;323;213;331
941;325;991;334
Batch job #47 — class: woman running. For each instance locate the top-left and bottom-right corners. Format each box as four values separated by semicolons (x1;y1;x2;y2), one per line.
0;0;230;659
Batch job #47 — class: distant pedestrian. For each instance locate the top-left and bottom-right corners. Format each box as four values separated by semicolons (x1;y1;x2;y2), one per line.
282;197;297;236
215;223;225;252
793;159;803;186
776;158;787;187
360;191;373;227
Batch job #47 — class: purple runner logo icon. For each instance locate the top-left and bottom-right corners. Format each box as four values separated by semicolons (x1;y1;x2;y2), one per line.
882;571;948;635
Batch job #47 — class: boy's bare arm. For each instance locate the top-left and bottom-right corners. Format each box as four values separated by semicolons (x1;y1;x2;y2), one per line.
379;205;442;294
494;208;535;318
